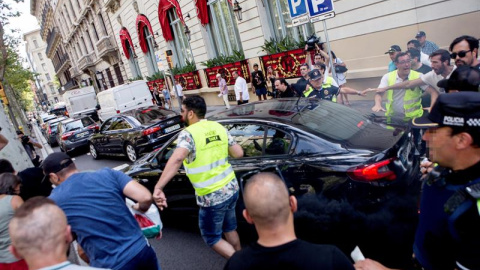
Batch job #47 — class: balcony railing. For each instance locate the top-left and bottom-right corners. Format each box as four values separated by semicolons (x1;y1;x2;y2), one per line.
69;67;82;78
78;52;95;70
96;36;116;59
45;29;61;57
62;80;78;92
54;55;71;73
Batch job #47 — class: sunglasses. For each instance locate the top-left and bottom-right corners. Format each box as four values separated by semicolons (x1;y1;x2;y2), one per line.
450;50;471;59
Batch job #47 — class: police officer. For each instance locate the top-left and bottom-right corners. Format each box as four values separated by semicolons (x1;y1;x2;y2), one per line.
354;92;480;270
304;69;363;100
153;95;244;259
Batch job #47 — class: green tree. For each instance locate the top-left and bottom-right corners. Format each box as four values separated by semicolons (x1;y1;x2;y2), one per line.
4;47;34;110
1;0;23;82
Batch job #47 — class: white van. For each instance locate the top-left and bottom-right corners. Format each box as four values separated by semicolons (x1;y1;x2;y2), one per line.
63;87;98;120
96;80;154;122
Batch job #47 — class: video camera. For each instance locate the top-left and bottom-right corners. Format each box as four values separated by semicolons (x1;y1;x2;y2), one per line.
21;135;30;145
305;34;323;51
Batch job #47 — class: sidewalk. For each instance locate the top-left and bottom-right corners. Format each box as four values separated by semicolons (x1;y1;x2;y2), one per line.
31;123;54;160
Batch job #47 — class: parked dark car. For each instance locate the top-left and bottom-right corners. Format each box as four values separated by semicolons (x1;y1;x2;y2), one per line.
44;116;68;146
56;116;99;154
123;99;422;267
89;106;184;162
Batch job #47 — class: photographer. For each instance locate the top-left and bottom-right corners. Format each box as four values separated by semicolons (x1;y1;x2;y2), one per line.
16;131;42;167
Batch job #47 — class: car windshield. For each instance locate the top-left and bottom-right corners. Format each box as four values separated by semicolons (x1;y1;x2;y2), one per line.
292;100;369;141
65;118;95;131
133;108;177;125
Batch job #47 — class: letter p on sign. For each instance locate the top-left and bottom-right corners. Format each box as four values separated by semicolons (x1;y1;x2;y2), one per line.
288;0;307;18
311;0;325;13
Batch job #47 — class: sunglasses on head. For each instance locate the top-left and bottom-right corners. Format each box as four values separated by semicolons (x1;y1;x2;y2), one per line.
450;50;471;59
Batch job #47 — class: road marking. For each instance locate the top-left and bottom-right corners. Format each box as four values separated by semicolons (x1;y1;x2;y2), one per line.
113;164;129;171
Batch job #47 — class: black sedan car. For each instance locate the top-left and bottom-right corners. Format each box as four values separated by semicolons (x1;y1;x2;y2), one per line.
124;99;422;267
56;116;98;154
89;106;184;162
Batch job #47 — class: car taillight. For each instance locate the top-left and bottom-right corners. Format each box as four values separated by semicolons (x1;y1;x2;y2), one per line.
143;126;161;136
347;158;397;182
61;131;74;140
48;125;52;134
141;109;152;114
116;110;120;114
87;124;99;130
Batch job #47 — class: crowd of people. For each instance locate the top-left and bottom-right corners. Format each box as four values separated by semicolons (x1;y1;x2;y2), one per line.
0;31;479;270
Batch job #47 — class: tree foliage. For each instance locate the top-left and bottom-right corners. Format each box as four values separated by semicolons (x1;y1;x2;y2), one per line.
1;0;23;81
4;47;34;110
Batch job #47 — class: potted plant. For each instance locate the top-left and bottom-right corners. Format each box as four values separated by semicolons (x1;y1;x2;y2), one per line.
146;72;166;91
172;60;202;90
202;50;250;87
260;36;312;79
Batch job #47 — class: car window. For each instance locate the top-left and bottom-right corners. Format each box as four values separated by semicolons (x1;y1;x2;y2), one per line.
262;128;291;155
110;118;132;130
134;108;177;125
157;138;178;164
101;119;113;132
65;118;94;132
224;124;265;157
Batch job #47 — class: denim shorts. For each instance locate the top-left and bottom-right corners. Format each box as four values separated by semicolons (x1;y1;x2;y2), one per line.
255;87;267;96
199;191;239;247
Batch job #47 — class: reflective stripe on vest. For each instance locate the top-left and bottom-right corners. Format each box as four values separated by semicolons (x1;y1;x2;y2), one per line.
385;70;423;120
322;77;334;88
184;121;235;196
304;87;314;97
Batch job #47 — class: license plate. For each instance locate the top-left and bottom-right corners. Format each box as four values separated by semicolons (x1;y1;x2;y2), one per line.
76;131;89;138
164;124;180;133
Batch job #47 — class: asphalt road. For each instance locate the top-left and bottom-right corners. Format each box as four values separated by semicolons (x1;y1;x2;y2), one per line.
36;100;379;269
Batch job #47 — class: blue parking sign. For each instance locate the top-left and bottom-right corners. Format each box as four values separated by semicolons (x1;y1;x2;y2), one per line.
288;0;308;18
307;0;334;18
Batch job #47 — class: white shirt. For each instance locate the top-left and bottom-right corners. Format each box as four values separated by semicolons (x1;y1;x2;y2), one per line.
234;76;249;101
421;66;456;93
420;52;431;67
174;84;183;97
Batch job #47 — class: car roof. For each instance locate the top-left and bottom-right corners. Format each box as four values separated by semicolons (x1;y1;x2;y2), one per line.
48;117;68;125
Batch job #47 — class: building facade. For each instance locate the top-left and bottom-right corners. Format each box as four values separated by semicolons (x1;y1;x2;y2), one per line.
30;0;127;95
24;29;62;107
103;0;479;105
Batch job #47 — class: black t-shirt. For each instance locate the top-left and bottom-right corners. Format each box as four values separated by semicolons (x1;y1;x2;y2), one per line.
251;70;266;89
415;64;432;74
224;239;354;270
293;77;309;96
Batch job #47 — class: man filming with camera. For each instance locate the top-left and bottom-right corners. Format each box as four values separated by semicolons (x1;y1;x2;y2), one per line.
16;130;43;167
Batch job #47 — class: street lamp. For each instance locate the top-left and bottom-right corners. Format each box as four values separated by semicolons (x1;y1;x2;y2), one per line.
184;25;191;41
233;0;243;21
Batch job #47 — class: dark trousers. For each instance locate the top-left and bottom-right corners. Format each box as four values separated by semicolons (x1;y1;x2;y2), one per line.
237;100;249;105
120;244;160;270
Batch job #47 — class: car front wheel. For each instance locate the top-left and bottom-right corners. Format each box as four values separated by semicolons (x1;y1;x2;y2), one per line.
89;143;100;160
125;143;138;162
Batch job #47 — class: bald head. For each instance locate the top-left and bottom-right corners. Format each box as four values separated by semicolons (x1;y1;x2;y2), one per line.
9;197;70;258
243;173;291;226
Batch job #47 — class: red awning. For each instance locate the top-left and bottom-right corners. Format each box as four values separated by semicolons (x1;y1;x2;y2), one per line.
157;0;185;42
195;0;233;26
136;14;155;54
194;0;209;26
119;27;135;60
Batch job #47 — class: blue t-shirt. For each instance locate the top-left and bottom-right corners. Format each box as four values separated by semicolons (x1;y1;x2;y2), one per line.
50;168;147;270
388;61;397;72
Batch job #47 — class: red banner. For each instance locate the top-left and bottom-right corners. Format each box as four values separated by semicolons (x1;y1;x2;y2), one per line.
260;48;311;79
174;70;202;90
147;79;166;91
204;60;251;88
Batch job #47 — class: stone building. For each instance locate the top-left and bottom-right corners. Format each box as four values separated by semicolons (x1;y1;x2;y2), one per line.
24;29;62;106
30;0;127;94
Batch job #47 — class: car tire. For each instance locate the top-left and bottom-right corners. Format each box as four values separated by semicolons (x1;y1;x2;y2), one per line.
89;143;100;160
59;143;65;152
125;143;138;163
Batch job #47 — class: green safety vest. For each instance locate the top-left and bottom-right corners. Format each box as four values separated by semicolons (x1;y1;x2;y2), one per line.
386;70;423;120
304;87;314;97
183;120;235;196
323;77;337;102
